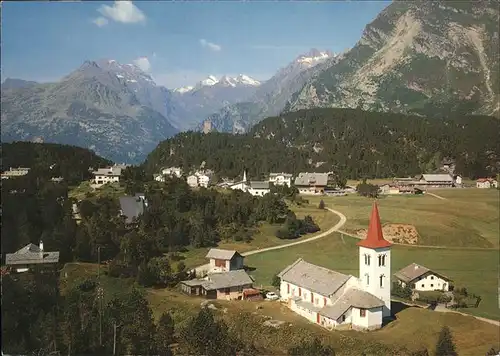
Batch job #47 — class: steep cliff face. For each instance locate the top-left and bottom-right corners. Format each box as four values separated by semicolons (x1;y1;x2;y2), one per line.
286;1;499;118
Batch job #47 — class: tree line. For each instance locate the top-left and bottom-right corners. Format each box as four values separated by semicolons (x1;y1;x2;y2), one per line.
144;108;499;180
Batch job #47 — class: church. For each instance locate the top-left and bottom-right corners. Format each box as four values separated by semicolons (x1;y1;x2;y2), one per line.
278;202;391;331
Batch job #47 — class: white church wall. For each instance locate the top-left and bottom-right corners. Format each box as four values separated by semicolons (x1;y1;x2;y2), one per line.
359;246;391;317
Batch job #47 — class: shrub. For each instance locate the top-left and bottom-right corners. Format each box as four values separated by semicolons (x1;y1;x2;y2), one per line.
392;283;413;299
271;274;281;289
318;200;325;209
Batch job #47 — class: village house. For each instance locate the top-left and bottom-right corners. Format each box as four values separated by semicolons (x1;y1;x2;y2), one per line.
5;241;60;273
268;172;293;187
476;178;498;189
180;269;254;300
118;193;148;224
394;263;452;292
92;165;123;186
187;171;213;188
154;166;183;182
393;174;455;189
229;171;270;196
278;202;391;331
205;248;245;273
379;184;423;195
294;172;329;195
1;167;30;179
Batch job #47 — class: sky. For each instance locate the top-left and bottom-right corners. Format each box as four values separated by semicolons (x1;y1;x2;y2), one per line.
1;1;390;89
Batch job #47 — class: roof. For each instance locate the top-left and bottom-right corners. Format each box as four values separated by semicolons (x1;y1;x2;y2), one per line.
181;278;208;287
93;166;122;176
477;178;497;182
5;243;60;265
320;289;384;320
394;263;452;283
204;270;254;290
278;258;351;296
249;181;270;190
119;196;145;223
422;174;453;182
357;202;392;249
205;248;242;261
294;172;328;187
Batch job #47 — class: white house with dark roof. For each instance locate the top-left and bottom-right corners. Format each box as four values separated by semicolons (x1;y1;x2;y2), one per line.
248;181;270;196
5;241;59;273
394;263;452;292
205;248;244;273
278;202;392;331
92;166;122;186
1;167;30;179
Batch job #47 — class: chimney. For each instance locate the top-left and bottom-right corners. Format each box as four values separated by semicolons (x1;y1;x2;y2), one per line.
414;264;419;270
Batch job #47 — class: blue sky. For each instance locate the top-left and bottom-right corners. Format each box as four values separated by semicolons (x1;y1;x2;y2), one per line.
2;1;390;89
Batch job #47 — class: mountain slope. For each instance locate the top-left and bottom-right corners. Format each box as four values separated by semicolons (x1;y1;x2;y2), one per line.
1;61;178;163
1;78;38;90
201;49;337;133
286;1;500;118
145;108;500;180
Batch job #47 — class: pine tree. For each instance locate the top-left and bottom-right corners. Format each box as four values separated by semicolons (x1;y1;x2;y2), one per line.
435;326;457;356
155;312;175;356
318;199;325;210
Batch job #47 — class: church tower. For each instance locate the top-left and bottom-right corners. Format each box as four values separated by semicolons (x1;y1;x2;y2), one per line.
242;169;247;183
357;201;392;317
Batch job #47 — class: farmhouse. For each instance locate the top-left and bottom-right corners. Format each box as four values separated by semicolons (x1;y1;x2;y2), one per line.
5;241;59;273
92;166;122;186
268;172;293;187
180;269;254;300
294;173;329;195
248;181;270;196
206;248;245;273
394;263;452;292
1;167;30;179
187;171;213;188
393;174;455;189
278;202;391;331
476;178;498;189
379;184;423;195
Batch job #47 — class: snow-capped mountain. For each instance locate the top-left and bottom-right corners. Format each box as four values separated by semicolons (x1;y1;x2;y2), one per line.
175;74;261;94
201;49;339;133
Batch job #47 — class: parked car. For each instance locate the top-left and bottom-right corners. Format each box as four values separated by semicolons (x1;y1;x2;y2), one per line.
265;292;279;301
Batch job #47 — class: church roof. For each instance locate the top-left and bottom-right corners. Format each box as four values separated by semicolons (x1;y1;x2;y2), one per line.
320;288;385;320
278;258;352;296
357;202;391;249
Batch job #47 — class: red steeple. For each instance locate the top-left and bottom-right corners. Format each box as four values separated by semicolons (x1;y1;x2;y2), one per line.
357;201;391;249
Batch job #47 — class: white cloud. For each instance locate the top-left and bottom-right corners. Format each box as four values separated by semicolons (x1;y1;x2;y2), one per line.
133;57;151;72
97;1;146;24
92;17;109;27
199;39;222;52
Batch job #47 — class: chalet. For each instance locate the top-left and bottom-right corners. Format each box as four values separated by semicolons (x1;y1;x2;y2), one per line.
92;166;122;186
206;248;244;273
248;181;270;196
5;241;59;273
294;173;328;195
268;172;293;187
180;269;254;300
278;202;391;331
119;193;148;224
477;178;498;189
379;184;423;195
394;263;452;292
187;171;213;188
1;167;30;179
421;174;454;188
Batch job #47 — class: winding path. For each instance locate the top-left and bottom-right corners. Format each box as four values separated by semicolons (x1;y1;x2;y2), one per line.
193;208;346;273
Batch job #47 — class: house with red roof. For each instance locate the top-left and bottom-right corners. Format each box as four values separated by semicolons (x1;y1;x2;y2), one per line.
277;202;392;331
476;178;498;189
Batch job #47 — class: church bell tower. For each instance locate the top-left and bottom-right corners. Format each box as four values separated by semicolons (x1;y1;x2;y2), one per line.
357;201;392;318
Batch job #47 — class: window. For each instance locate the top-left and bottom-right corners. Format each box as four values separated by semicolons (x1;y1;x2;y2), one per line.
224;288;230;295
364;254;371;266
360;309;366;317
287;284;290;294
431;284;434;288
324;297;327;306
341;315;346;322
379;274;384;288
298;288;301;297
378;254;386;267
365;274;370;285
430;276;434;280
311;293;314;303
421;284;425;288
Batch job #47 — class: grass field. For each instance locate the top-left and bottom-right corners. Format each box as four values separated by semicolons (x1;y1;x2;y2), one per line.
181;203;338;268
245;232;500;321
68;181;126;201
307;188;499;248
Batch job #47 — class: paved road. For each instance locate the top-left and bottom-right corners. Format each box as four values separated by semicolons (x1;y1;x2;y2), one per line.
193;208;347;274
426;192;447;200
